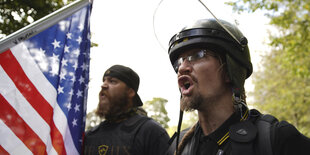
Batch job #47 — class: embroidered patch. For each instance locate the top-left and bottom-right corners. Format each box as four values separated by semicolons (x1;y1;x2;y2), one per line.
98;145;109;155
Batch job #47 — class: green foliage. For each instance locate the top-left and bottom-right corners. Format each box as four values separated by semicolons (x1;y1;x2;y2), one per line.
143;97;171;129
228;0;310;136
181;111;198;130
251;49;310;136
0;0;75;39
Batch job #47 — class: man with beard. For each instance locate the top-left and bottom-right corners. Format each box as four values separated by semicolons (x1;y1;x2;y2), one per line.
83;65;170;155
166;19;310;155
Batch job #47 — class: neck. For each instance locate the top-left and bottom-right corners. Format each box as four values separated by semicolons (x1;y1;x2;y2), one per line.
197;91;234;135
105;107;137;123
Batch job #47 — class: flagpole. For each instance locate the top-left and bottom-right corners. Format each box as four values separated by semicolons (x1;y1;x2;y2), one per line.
0;0;91;54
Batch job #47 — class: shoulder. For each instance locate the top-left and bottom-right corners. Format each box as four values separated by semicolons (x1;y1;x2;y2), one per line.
138;116;168;136
136;116;170;143
250;109;310;154
85;121;105;136
273;120;310;154
275;121;298;135
142;117;163;128
133;116;170;155
274;120;308;142
250;109;301;140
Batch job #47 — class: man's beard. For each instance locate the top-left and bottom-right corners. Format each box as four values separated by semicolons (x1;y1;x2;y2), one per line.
96;92;129;119
180;93;203;111
180;92;217;111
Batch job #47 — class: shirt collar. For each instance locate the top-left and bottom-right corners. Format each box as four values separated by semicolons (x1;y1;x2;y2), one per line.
198;107;249;146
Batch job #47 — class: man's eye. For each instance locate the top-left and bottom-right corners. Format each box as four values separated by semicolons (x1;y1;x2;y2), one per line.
110;78;119;84
189;54;200;61
193;54;200;60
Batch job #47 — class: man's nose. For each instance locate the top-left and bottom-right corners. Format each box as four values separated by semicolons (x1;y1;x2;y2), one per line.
101;82;108;89
178;59;192;75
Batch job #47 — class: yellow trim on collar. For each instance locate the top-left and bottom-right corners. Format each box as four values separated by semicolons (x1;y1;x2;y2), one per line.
216;109;249;146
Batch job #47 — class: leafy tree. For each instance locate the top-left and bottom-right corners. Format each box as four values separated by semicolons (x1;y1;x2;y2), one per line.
181;111;198;130
143;97;170;129
0;0;74;38
227;0;310;136
251;48;310;136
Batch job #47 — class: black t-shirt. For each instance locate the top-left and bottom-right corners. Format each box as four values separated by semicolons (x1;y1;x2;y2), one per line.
167;108;310;155
196;109;310;155
84;114;170;155
196;108;247;155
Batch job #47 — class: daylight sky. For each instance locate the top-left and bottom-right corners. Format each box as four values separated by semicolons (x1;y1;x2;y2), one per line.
88;0;272;125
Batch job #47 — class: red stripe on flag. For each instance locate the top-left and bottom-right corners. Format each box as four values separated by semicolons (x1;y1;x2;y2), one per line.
0;50;66;154
50;121;67;155
0;94;47;155
0;50;52;122
0;145;9;155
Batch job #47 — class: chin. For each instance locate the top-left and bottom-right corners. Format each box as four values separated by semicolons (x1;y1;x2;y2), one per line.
181;94;203;111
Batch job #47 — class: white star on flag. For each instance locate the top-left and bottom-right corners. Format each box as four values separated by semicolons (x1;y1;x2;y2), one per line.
51;39;61;49
66;32;72;39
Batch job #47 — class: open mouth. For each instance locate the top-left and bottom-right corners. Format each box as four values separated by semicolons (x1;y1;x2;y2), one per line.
99;90;107;98
184;82;191;90
99;90;104;96
178;76;194;95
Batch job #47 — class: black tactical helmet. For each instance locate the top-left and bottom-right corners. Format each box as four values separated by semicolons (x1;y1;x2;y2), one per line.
168;18;253;96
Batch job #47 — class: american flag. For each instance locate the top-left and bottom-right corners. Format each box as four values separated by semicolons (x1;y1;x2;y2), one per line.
0;2;92;155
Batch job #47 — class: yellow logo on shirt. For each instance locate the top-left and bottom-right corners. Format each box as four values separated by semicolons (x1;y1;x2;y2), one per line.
98;145;108;155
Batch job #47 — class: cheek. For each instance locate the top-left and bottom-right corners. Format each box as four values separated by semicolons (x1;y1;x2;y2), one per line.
195;62;224;87
195;62;218;80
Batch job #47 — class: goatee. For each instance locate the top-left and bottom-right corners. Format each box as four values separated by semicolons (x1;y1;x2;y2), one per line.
180;93;203;111
180;93;218;111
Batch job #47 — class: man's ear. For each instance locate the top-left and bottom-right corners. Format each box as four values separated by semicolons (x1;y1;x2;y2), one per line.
220;66;230;83
225;72;231;83
128;88;136;99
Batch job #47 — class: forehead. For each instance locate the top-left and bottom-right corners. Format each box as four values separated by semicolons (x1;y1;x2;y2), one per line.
103;76;120;81
103;76;129;87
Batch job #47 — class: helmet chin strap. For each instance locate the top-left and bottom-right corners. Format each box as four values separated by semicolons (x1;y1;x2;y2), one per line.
232;88;249;119
175;94;184;155
176;109;184;155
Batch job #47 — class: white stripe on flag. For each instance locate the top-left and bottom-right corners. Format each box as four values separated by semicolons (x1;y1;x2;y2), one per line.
10;43;79;155
0;66;57;154
54;105;79;155
10;43;57;107
0;120;33;155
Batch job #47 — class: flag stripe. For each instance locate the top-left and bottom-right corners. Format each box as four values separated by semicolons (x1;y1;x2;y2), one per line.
0;95;47;154
10;44;77;154
0;49;66;154
0;65;58;154
0;145;10;155
10;44;57;107
0;120;33;155
0;49;53;123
